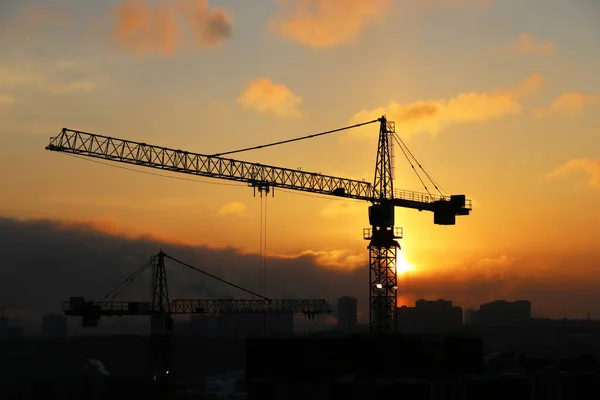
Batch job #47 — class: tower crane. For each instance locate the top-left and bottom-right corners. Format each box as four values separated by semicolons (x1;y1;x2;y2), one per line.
45;116;472;335
63;250;332;384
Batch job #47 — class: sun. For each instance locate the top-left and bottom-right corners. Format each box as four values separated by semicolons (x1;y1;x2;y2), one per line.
395;251;414;275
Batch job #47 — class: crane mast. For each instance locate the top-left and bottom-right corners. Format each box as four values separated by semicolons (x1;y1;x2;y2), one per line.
366;118;400;334
151;251;170;314
45;117;472;335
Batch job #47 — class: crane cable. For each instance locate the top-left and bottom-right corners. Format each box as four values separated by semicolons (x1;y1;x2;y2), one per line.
393;133;447;198
394;133;447;197
392;134;433;198
102;260;152;302
95;251;270;305
163;253;271;301
262;194;268;297
209;119;380;157
259;194;263;296
259;193;268;336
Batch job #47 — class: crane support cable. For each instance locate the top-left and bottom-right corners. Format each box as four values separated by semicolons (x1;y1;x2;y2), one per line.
392;134;432;197
210;119;380;157
259;195;263;296
103;260;152;302
263;195;268;297
394;133;447;197
163;253;271;301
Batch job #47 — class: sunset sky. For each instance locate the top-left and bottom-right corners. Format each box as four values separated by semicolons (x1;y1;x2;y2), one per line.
1;0;599;323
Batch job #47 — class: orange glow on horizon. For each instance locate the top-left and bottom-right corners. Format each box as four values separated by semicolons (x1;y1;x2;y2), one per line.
396;251;414;275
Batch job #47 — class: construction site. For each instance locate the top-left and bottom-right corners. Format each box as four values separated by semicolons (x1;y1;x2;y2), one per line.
2;117;599;399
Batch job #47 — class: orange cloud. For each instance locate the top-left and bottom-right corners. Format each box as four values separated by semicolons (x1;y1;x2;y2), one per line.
61;218;123;237
507;33;554;55
350;73;543;138
59;217;203;247
237;78;302;117
270;0;390;48
0;63;97;97
546;158;600;191
112;0;232;55
281;249;368;270
397;252;600;318
534;92;600;117
475;254;515;269
217;201;246;216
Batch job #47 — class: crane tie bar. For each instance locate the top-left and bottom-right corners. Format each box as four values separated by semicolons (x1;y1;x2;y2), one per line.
163;253;271;301
210;119;380;157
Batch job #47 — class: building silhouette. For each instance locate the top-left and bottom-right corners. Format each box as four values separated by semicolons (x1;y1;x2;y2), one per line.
397;299;462;334
0;309;8;341
42;314;68;339
187;313;293;338
337;296;358;333
464;308;480;325
479;300;531;326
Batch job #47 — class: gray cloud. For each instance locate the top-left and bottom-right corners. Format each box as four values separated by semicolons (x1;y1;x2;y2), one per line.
1;217;599;333
0;217;363;328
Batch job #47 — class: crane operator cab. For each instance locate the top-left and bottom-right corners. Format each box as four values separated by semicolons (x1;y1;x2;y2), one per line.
433;194;468;225
368;204;394;228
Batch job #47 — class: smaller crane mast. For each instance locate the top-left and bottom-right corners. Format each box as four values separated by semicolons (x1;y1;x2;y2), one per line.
151;251;170;314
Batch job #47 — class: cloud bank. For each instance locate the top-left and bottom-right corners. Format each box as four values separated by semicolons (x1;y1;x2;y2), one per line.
547;158;600;190
270;0;390;48
237;77;302;117
112;0;232;55
350;73;543;138
1;217;600;331
507;34;555;55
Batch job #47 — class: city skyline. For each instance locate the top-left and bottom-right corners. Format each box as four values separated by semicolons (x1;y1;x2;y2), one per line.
1;0;599;323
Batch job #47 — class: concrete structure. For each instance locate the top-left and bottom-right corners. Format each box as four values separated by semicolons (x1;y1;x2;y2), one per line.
8;327;23;340
190;313;294;338
0;314;8;341
246;372;600;400
189;315;218;336
42;314;68;338
465;308;481;325
479;300;531;326
265;313;294;337
397;299;462;334
337;296;357;333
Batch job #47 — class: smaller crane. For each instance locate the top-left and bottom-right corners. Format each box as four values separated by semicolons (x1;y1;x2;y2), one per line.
62;250;332;384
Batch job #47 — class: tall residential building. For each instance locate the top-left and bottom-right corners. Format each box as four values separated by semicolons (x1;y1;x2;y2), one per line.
0;312;8;341
42;314;68;338
337;296;358;333
397;299;462;334
479;300;531;326
465;308;481;325
265;313;294;337
189;315;218;337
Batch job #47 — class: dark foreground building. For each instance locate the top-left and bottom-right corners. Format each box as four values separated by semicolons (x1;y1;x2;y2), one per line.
245;334;600;400
0;335;246;399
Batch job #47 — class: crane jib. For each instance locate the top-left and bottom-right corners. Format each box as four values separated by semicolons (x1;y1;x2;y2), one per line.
46;129;372;200
45;128;472;216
